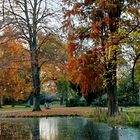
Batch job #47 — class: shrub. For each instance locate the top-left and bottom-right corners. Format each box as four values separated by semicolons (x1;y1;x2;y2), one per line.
66;96;87;107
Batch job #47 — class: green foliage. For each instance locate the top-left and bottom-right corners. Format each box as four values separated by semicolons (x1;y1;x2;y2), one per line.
66;95;87;107
118;74;139;106
125;113;140;127
92;95;107;107
135;62;140;86
57;79;70;101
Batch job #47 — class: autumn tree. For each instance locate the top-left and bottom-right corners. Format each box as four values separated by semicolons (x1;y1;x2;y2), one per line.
1;0;61;111
63;0;140;115
0;28;32;107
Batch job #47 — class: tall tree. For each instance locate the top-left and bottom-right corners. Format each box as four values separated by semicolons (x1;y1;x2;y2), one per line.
63;0;139;115
2;0;60;111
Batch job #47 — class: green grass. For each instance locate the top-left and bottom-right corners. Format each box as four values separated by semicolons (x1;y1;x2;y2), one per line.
0;105;91;111
125;107;140;111
0;106;32;111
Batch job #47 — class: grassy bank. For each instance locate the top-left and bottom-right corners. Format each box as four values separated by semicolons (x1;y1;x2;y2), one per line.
0;106;140;128
88;108;140;128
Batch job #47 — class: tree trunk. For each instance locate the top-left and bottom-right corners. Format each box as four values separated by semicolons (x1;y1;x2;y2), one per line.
85;93;93;106
11;98;15;107
107;85;118;116
106;53;118;116
31;63;41;111
33;94;40;111
105;0;122;116
60;96;64;105
0;99;2;108
30;45;41;111
0;95;3;108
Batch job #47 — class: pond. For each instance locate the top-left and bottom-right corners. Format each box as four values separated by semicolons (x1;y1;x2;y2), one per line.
0;117;140;140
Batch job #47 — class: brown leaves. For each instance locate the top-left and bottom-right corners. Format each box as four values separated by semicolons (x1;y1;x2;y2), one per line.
67;48;105;95
84;0;95;5
0;107;94;118
67;41;77;58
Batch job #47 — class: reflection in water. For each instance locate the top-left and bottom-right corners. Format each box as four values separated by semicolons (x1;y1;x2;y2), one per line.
30;118;40;140
0;117;140;140
40;118;58;139
110;127;119;140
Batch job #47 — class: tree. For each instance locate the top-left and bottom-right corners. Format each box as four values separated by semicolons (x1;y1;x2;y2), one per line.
0;28;32;107
63;0;140;115
2;0;60;111
57;79;70;105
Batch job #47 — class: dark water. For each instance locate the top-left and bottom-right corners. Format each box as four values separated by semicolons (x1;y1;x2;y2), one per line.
0;117;140;140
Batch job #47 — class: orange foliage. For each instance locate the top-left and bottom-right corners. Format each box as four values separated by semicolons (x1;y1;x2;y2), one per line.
64;0;123;89
67;48;105;94
0;28;31;100
67;41;77;58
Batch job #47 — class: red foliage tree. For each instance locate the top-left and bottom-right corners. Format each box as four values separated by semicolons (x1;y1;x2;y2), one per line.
64;0;139;115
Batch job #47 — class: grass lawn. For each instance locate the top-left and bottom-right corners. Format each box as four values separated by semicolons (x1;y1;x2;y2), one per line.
0;105;32;111
1;105;139;112
0;105;94;118
124;106;140;112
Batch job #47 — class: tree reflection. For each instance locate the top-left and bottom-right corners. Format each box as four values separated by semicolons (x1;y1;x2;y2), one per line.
39;118;58;140
29;118;40;140
79;120;111;140
109;127;119;140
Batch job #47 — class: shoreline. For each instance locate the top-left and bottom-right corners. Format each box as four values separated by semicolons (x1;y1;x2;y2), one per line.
0;107;140;128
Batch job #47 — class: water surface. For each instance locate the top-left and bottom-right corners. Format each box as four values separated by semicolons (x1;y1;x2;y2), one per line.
0;117;139;140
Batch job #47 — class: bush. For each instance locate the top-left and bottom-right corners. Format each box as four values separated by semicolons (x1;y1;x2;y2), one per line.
66;96;87;107
79;100;87;106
